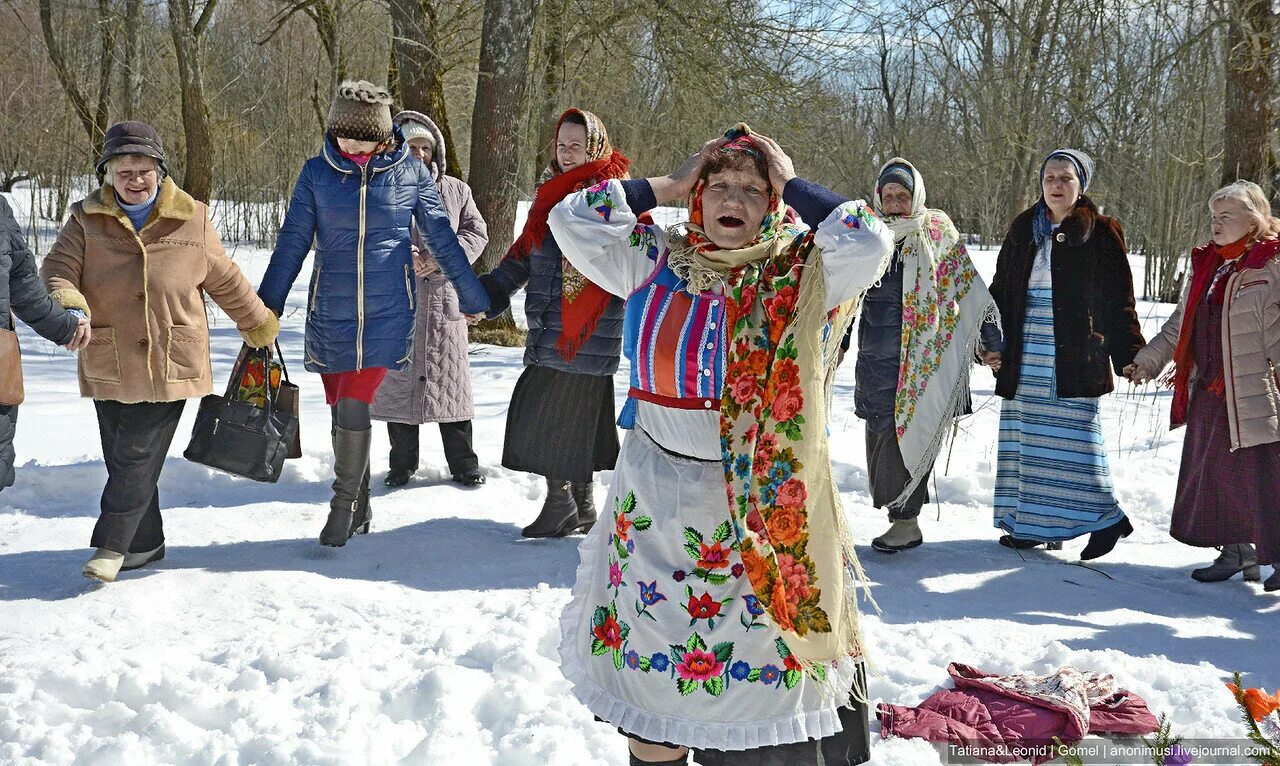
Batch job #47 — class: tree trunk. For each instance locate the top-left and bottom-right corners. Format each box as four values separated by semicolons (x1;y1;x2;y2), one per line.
468;0;541;331
531;0;567;186
388;0;458;175
1222;0;1274;193
120;0;144;119
168;0;217;202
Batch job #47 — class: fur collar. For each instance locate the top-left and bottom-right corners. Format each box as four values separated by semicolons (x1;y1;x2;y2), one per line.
1011;195;1103;248
81;177;196;225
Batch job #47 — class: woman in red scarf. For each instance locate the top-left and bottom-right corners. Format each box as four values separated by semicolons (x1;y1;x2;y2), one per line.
479;109;631;538
1127;180;1280;592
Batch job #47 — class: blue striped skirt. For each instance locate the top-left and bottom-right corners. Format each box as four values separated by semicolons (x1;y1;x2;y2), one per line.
993;288;1123;541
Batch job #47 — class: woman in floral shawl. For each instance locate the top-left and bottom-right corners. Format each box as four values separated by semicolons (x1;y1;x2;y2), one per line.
480;109;632;538
856;158;1002;553
548;127;893;766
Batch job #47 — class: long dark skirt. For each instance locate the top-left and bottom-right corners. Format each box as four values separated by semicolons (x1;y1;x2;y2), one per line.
1172;391;1280;565
620;689;870;766
502;363;619;482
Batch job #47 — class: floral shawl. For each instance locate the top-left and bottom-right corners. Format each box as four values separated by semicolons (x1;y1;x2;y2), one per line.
875;158;998;508
673;129;873;669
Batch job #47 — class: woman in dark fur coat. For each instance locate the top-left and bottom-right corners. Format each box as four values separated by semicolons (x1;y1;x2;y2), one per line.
988;149;1145;560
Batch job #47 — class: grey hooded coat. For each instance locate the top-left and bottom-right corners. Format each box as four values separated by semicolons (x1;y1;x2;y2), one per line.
370;112;489;424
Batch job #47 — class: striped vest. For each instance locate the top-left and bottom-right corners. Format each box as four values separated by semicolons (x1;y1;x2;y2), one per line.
618;252;727;428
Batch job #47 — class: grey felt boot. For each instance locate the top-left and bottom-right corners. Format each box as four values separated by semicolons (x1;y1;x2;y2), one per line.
1191;544;1261;582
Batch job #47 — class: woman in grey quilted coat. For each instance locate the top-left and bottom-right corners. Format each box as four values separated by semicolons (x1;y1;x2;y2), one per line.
370;111;489;487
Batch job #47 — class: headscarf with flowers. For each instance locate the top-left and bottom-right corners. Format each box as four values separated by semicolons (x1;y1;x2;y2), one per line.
679;125;873;671
873;157;998;509
504;108;631;360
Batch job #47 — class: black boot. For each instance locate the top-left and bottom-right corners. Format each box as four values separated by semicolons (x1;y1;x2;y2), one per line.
1080;515;1133;561
1264;568;1279;592
385;422;418;487
351;466;372;536
521;478;580;538
321;426;371;547
569;481;597;534
1191;543;1261;582
999;534;1046;550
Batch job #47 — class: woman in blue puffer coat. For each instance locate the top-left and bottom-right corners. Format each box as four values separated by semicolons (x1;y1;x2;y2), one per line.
259;80;489;547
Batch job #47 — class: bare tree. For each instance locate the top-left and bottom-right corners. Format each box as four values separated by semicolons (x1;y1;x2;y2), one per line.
38;0;116;155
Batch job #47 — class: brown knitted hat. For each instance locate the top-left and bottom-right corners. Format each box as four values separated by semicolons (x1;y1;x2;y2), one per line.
327;80;394;143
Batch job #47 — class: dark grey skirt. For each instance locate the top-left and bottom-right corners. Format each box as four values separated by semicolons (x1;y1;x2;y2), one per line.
617;685;871;766
502;363;620;482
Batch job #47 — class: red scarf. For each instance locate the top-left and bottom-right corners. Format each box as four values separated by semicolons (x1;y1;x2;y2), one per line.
504;149;632;360
1168;236;1267;424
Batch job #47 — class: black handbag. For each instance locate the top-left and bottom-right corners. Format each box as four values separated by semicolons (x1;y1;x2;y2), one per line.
183;343;299;483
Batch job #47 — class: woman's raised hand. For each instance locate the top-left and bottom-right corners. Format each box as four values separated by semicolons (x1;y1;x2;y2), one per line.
651;137;725;205
748;132;796;197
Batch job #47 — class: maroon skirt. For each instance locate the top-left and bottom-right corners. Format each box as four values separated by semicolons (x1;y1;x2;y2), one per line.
1171;390;1280;564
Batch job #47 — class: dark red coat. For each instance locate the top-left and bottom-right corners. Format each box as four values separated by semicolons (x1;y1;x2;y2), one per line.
990;196;1146;399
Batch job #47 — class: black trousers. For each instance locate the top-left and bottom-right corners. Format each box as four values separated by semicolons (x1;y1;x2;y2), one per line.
865;424;930;520
387;420;478;476
91;400;186;553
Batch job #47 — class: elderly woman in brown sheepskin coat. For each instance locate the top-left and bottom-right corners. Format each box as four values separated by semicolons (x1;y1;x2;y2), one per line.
42;121;279;584
370;110;489;488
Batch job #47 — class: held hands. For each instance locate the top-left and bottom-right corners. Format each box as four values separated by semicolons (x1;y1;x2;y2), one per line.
981;351;1002;373
1122;363;1152;384
64;317;91;351
412;244;439;278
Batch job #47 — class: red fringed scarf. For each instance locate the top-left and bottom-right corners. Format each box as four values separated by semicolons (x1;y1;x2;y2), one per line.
504;150;631;360
1167;236;1268;424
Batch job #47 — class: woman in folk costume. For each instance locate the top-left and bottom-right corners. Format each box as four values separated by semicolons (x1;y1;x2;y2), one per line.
856;159;1003;554
258;81;489;547
1126;181;1280;592
549;126;893;766
989;149;1145;559
480;109;630;538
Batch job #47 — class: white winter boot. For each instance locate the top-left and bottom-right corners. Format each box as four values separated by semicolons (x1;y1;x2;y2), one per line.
83;548;124;582
871;518;924;554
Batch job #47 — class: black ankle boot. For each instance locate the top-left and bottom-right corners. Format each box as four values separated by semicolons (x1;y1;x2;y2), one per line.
569;481;597;534
521;478;580;538
1080;516;1133;561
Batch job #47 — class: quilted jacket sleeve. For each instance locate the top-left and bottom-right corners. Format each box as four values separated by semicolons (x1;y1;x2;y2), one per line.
414;165;489;315
258;162;317;315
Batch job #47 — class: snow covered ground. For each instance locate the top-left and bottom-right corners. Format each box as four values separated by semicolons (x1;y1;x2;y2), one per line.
0;188;1275;765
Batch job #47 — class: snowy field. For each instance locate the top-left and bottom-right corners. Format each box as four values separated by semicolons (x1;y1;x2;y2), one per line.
0;187;1275;765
